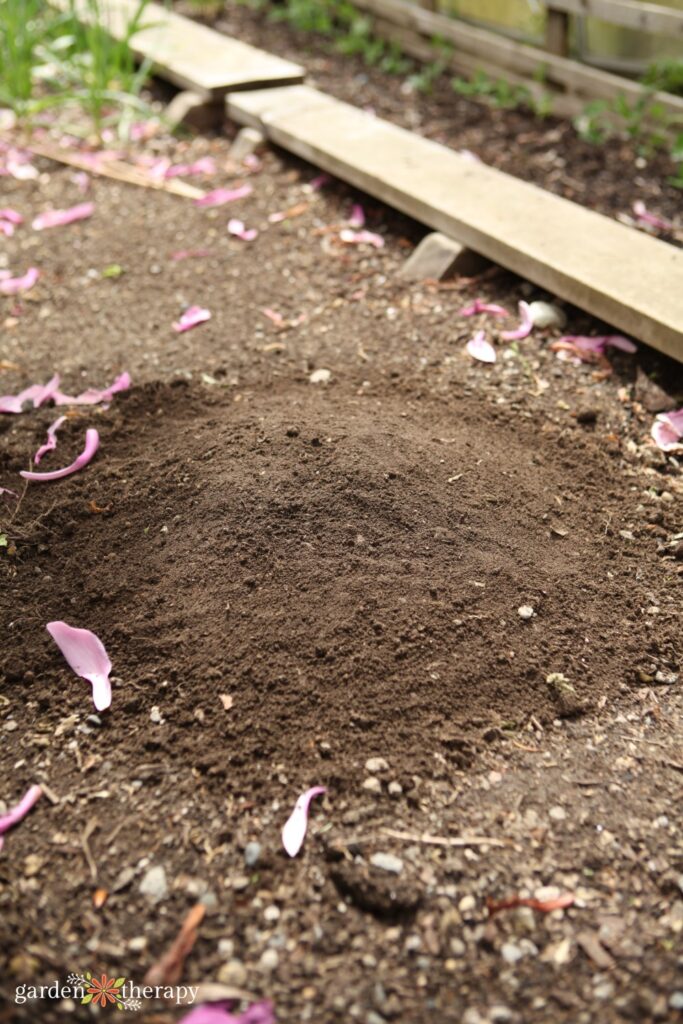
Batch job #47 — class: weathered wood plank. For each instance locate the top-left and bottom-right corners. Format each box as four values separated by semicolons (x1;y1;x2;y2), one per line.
348;0;683;117
228;86;683;360
548;0;683;36
52;0;304;98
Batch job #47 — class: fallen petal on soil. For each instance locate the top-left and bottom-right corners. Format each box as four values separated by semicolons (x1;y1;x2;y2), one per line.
459;298;509;318
20;427;99;482
228;218;258;241
466;331;496;363
0;785;42;852
54;372;131;406
173;306;211;333
0;267;39;295
501;301;533;340
32;202;94;230
194;185;252;208
46;620;112;711
282;786;326;857
0;373;60;414
179;1000;275;1024
651;408;683;451
34;415;67;464
339;228;384;248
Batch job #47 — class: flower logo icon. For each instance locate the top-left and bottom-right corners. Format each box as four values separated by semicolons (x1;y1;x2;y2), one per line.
81;972;126;1009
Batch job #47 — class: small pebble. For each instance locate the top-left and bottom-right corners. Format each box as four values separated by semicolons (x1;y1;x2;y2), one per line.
139;865;167;903
258;948;279;972
387;780;403;797
370;852;403;875
362;777;382;794
217;959;247;987
309;368;331;384
264;904;280;923
150;706;163;724
365;757;389;773
518;605;534;620
244;841;262;867
549;805;566;821
669;992;683;1011
501;942;524;964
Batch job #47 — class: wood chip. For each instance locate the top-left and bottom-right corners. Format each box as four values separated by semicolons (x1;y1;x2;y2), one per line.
577;929;615;970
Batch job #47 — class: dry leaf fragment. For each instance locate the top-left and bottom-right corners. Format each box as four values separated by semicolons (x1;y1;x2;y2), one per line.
144;903;206;986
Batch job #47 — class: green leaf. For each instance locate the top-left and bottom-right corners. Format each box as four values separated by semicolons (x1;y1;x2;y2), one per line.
114;977;126;987
81;994;93;1005
0;534;7;548
102;263;124;278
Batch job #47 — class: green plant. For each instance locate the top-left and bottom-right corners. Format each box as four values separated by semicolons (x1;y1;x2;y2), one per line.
406;38;452;94
643;58;683;98
0;0;153;137
452;69;533;111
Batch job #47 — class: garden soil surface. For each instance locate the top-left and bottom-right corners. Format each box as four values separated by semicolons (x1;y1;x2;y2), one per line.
0;122;682;1024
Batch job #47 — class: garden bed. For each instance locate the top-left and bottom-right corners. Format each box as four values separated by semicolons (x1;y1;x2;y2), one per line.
0;126;682;1023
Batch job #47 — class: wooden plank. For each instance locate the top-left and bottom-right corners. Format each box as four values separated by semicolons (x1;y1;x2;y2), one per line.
52;0;304;98
548;0;683;36
347;0;683;117
227;85;683;360
545;8;570;56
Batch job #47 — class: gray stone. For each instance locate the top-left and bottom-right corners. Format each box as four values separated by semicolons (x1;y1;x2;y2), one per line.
139;865;167;903
244;841;262;867
370;852;403;875
229;126;266;162
398;232;489;282
501;942;524;964
362;776;382;794
164;90;224;133
258;948;279;972
217;959;247;987
528;300;566;329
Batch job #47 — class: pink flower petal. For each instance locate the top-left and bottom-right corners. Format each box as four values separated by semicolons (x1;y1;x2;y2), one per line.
34;415;67;464
46;620;112;711
228;218;258;241
633;200;672;232
179;1001;275;1024
651;407;683;451
308;173;331;190
466;331;496;363
0;785;42;851
501;300;533;341
560;335;606;354
349;203;365;228
71;171;91;193
262;307;285;327
0;208;23;225
53;371;131;407
603;334;637;354
0;267;39;295
170;248;212;262
32;202;94;231
194;185;252;208
459;298;510;318
20;427;99;482
339;228;384;249
0;373;60;414
165;157;217;179
282;786;326;857
0;221;15;237
173;306;211;333
6;153;38;180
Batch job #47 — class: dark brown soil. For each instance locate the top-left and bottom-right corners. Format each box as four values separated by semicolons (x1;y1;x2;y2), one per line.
197;1;683;233
0;126;681;1024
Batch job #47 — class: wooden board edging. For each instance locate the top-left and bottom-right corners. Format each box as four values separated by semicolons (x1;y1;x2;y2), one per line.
228;85;683;362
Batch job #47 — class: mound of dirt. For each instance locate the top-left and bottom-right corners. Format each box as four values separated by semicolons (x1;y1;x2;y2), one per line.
3;381;674;790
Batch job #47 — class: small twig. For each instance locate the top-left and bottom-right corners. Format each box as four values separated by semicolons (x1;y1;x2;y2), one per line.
81;818;99;882
25;140;204;200
381;827;512;849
